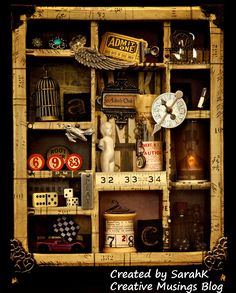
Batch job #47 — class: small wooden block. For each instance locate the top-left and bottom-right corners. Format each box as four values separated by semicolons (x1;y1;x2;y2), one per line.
81;172;93;209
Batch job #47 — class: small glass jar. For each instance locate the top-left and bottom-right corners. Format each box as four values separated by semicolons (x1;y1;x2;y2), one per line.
171;202;191;252
174;120;209;180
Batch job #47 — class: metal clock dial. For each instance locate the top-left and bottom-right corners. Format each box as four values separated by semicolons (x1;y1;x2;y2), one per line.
151;90;187;133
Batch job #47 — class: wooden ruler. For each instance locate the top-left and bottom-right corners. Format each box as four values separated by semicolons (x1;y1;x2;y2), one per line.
96;171;166;189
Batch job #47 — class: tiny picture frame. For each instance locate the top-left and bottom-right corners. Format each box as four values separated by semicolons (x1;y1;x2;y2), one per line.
100;92;137;129
64;93;91;121
99;76;139;129
102;92;136;109
137;219;163;252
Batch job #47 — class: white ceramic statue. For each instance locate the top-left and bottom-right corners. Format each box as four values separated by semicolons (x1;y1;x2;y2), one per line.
98;121;115;172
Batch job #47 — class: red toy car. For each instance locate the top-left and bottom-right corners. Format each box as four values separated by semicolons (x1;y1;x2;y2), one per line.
32;238;85;253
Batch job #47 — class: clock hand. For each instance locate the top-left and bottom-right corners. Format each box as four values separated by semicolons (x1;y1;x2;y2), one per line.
152;90;183;135
161;99;176;120
164;90;183;111
152;112;168;134
152;122;163;135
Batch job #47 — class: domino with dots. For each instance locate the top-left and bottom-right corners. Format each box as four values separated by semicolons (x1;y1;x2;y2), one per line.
32;192;58;207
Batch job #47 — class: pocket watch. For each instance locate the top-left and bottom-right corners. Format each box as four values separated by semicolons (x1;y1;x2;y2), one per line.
151;90;187;134
136;139;146;169
136;154;146;169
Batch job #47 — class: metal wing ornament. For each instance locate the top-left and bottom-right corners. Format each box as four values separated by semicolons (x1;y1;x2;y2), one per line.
69;35;134;70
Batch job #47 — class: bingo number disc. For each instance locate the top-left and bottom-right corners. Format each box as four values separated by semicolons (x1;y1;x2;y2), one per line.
46;154;64;171
65;154;83;171
28;154;45;171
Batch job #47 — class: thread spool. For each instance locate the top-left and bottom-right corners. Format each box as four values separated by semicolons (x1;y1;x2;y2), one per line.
103;201;136;253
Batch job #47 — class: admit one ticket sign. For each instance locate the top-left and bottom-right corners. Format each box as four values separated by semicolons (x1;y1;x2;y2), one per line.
100;32;148;63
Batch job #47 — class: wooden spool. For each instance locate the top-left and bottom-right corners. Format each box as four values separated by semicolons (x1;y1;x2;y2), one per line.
103;204;136;253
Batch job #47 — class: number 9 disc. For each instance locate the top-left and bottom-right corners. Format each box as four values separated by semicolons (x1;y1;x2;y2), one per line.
46;154;64;171
65;154;83;171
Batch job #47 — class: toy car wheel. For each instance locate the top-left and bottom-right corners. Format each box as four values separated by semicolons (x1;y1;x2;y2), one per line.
38;244;49;253
71;244;84;253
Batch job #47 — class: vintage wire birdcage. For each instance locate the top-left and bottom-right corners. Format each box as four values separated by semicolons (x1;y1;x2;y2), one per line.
35;68;61;121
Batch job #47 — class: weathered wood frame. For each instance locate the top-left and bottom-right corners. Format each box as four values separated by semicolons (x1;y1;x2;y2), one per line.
12;6;224;267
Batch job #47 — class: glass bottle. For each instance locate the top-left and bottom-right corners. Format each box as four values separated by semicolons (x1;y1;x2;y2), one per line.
174;120;209;180
171;202;190;251
190;204;207;251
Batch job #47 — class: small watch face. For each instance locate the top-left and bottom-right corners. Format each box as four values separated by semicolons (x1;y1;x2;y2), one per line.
151;92;187;129
136;154;146;169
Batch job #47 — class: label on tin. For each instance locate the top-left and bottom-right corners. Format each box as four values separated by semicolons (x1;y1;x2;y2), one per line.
138;141;163;171
105;220;135;248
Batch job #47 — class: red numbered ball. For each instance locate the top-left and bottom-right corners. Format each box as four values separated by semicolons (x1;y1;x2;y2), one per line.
46;154;64;171
28;154;45;171
65;154;83;171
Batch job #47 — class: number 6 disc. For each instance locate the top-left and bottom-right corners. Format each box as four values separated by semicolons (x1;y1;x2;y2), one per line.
27;154;45;171
46;154;64;171
65;154;83;171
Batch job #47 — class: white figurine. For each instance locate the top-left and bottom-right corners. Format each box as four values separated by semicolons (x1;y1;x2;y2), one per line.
98;121;115;172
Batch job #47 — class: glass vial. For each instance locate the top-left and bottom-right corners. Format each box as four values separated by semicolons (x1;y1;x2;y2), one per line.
171;202;190;251
190;204;207;251
174;120;209;180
